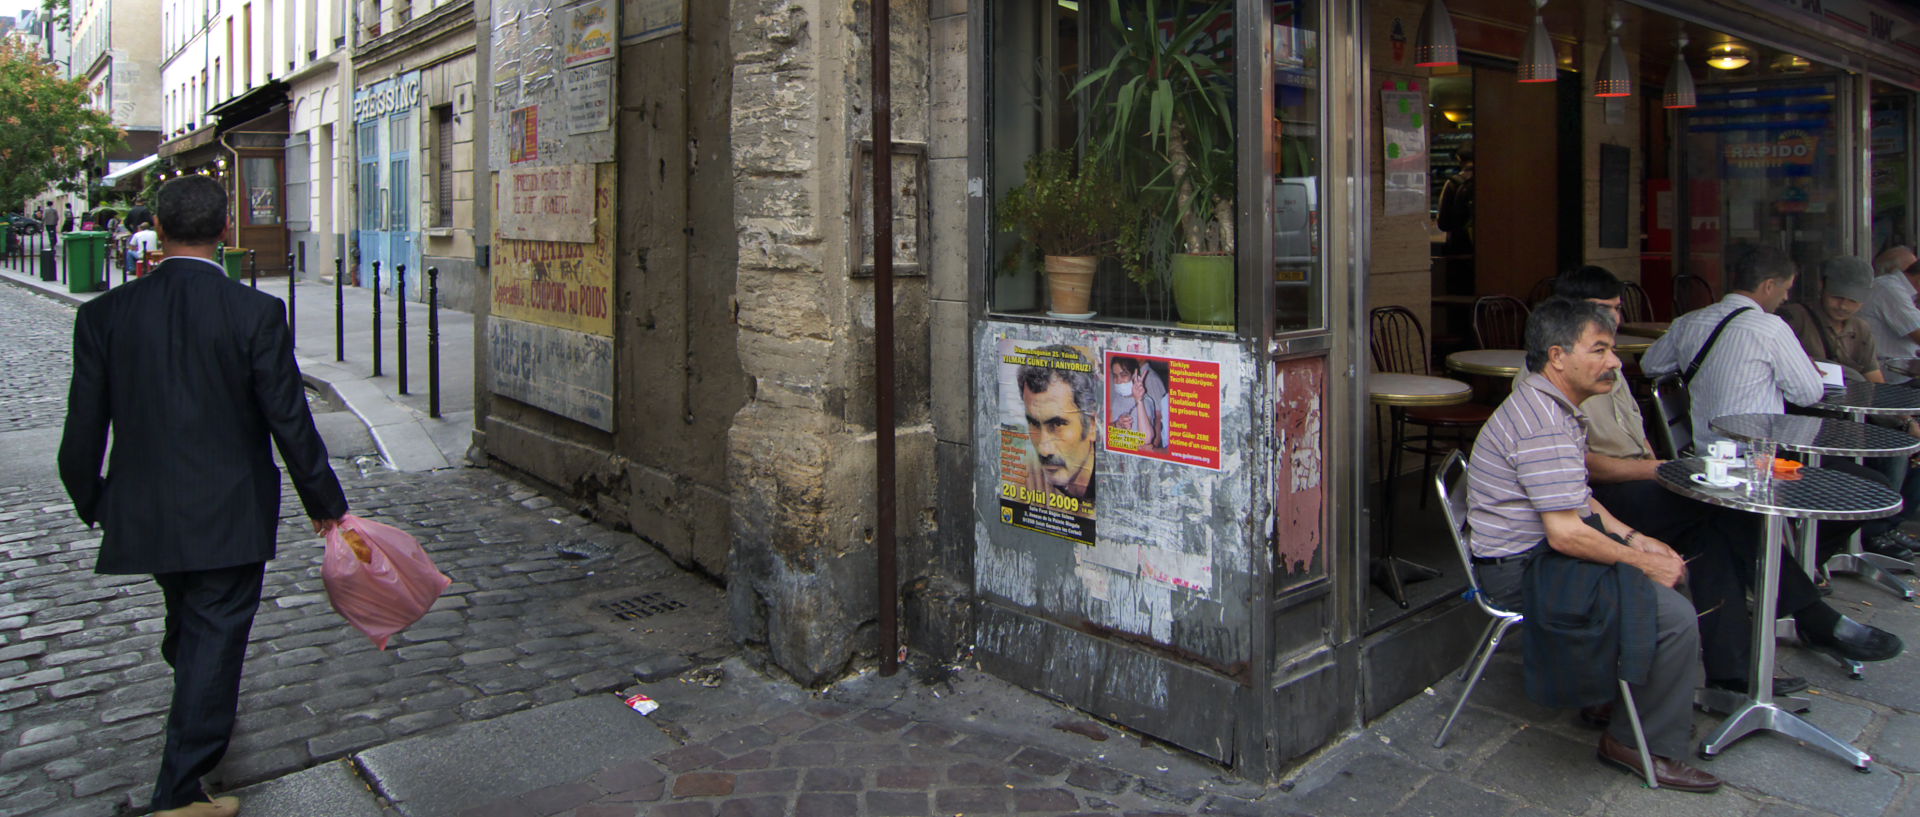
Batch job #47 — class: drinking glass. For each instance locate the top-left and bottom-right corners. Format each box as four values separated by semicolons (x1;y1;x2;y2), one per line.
1747;441;1776;498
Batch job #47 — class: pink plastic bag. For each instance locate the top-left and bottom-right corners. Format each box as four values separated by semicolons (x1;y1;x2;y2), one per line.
322;515;451;649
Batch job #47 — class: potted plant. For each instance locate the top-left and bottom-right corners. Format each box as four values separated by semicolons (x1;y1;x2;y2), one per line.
1077;0;1237;329
996;149;1135;316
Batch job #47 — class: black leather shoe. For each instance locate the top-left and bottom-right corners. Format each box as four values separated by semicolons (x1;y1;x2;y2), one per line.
1864;532;1917;561
1578;703;1612;728
1803;617;1904;662
1707;675;1810;696
1596;733;1723;793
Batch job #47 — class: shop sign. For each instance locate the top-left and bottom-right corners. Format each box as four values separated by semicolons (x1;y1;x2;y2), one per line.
1103;351;1223;470
352;73;421;123
1725;130;1818;169
997;340;1098;546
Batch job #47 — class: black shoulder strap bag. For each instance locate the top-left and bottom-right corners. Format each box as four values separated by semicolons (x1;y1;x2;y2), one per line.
1681;307;1753;387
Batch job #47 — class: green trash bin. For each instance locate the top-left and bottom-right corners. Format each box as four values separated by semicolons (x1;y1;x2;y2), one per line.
222;247;247;281
64;230;107;293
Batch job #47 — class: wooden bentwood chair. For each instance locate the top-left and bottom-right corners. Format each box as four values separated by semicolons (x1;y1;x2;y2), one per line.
1472;295;1531;350
1432;452;1660;789
1369;306;1493;506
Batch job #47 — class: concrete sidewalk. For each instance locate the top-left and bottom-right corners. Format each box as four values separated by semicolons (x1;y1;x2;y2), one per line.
0;248;474;472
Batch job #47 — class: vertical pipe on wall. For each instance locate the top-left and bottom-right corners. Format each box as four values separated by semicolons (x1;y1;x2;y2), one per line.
872;0;899;678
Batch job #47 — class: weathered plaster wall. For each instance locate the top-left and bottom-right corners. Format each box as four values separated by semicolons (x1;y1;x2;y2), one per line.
726;0;939;685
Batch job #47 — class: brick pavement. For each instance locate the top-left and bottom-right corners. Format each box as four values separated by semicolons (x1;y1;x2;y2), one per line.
0;284;75;433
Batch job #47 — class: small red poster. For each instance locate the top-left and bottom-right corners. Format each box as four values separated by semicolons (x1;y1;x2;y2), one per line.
1103;351;1223;470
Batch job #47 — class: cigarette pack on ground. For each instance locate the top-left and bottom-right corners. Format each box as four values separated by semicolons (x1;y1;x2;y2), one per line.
624;694;659;715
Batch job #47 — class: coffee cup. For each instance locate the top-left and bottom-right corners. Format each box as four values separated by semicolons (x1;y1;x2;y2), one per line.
1704;458;1734;485
1707;440;1739;461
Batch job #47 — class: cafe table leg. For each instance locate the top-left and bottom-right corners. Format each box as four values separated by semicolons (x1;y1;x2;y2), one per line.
1372;406;1441;609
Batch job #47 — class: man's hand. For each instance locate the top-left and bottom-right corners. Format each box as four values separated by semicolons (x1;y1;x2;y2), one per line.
312;517;343;536
1634;549;1687;588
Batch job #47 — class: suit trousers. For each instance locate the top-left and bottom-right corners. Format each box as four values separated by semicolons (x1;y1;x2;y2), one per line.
151;563;265;811
1479;558;1703;759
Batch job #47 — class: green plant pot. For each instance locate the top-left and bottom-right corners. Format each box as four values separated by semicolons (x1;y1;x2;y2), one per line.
1171;252;1235;330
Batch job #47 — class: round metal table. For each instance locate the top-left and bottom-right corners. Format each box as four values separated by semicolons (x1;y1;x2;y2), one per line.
1613;334;1657;354
1657;458;1900;770
1814;382;1920;418
1883;358;1920;380
1444;350;1526;378
1621;321;1669;338
1368;373;1471;607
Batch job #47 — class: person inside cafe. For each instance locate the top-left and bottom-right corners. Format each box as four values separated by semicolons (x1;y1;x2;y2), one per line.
1861;245;1920;371
1556;268;1901;689
1466;298;1719;793
1779;256;1920;561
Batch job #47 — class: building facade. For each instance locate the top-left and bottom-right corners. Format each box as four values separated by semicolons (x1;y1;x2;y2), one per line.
72;0;165;195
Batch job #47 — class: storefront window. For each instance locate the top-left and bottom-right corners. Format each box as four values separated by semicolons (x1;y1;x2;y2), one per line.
243;157;280;226
1872;82;1913;255
1270;0;1322;333
990;0;1248;331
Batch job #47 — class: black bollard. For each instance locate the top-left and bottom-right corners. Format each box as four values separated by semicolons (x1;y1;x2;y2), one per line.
396;265;409;395
287;252;297;347
249;249;258;289
334;258;345;362
428;266;440;419
372;261;383;377
39;246;53;282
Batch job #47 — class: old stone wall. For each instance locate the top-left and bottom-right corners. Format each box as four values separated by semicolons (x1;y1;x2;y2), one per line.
725;0;941;686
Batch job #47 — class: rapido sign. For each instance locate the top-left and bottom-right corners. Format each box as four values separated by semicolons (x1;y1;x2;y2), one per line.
353;74;421;123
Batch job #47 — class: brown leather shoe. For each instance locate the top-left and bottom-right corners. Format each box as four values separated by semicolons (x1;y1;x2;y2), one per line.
154;796;239;817
1597;733;1723;793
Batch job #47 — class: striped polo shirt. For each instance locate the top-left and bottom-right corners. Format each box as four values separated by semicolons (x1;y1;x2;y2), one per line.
1467;372;1593;558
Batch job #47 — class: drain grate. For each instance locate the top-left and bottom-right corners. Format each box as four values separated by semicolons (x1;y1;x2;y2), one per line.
599;593;686;621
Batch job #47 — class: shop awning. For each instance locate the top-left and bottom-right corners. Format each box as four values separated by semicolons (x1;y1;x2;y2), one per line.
101;153;160;185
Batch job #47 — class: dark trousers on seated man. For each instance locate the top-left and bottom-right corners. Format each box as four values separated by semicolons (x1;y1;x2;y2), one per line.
1475;545;1703;760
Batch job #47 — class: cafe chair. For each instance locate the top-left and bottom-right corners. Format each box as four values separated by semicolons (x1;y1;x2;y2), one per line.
1525;276;1557;306
1472;295;1530;350
1648;374;1692;459
1369;306;1492;506
1673;275;1716;316
1621;280;1653;323
1431;452;1660;789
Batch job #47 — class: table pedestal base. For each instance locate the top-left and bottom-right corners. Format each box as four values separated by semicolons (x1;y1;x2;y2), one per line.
1370;557;1441;608
1776;618;1865;679
1697;693;1871;772
1825;553;1916;600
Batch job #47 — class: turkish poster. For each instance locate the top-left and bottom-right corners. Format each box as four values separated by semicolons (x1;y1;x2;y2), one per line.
508;106;539;163
564;62;613;136
1104;351;1222;470
500;164;596;242
563;0;616;65
491;164;615;336
997;340;1099;545
1381;84;1429;217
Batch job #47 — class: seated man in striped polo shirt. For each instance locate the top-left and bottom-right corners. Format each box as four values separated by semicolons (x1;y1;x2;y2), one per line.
1467;298;1719;793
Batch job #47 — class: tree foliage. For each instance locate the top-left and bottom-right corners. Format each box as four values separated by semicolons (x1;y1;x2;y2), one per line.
0;38;122;211
39;1;72;34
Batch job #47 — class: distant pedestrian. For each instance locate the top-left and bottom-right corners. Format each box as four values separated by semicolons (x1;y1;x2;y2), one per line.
127;196;152;232
60;204;73;234
58;174;348;817
40;204;56;238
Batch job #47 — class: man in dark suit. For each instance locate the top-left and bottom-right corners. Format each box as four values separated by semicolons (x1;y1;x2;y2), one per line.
59;174;348;817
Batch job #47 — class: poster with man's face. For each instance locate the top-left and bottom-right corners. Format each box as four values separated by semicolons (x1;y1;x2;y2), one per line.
996;340;1098;545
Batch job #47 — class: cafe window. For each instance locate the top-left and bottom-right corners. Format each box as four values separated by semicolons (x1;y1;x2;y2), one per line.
1872;82;1914;255
989;1;1321;334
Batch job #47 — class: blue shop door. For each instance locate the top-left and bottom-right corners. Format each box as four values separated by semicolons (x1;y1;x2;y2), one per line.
355;119;388;287
385;113;421;299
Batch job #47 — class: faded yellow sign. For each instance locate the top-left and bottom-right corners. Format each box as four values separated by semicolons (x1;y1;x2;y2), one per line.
491;163;614;336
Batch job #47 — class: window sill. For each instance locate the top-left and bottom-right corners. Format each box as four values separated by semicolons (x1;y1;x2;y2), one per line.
424;227;457;238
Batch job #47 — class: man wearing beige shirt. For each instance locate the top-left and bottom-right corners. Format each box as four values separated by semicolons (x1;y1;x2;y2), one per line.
1543;268;1900;691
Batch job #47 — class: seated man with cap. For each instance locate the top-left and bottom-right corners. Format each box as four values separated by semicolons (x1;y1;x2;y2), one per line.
1468;297;1719;793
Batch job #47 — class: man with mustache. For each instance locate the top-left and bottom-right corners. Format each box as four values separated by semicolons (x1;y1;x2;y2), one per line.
1020;347;1099;501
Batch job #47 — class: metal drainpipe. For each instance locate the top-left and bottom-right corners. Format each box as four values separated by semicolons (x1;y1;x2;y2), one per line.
872;0;898;678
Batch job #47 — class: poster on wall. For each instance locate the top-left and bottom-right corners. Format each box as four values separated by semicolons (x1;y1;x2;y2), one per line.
1381;83;1429;218
564;61;614;135
508;106;540;163
1103;351;1222;470
563;0;617;65
997;340;1099;546
491;165;616;336
500;164;596;242
490;0;615;166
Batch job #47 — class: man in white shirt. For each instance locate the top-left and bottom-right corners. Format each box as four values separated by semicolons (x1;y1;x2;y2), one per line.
1860;245;1920;367
127;226;160;274
1641;244;1824;454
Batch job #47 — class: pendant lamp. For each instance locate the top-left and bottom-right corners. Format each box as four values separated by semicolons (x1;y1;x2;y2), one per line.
1593;13;1630;97
1414;0;1458;68
1663;35;1697;109
1518;0;1556;83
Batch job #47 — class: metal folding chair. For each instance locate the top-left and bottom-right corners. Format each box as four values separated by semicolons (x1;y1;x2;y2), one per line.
1431;452;1660;789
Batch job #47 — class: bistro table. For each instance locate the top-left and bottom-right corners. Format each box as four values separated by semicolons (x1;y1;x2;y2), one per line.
1444;349;1526;378
1883;358;1920;380
1711;413;1920;678
1813;382;1920;598
1369;373;1472;608
1621;321;1670;338
1657;458;1899;770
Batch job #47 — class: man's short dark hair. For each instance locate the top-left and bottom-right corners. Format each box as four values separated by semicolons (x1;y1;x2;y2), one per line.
1017;345;1099;432
1525;297;1617;373
1727;243;1797;293
154;175;228;243
1553;265;1624;302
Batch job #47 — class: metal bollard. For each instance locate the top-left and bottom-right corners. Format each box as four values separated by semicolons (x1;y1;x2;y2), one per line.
56;232;64;284
396;265;409;395
428;266;440;419
371;261;383;377
249;249;258;289
287;252;297;347
334;258;345;362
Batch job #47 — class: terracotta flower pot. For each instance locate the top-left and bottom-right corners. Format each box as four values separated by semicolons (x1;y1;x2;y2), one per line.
1045;255;1098;315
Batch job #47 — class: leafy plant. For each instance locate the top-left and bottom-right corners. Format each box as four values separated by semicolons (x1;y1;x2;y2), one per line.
996;149;1135;258
0;38;122;211
1074;0;1237;281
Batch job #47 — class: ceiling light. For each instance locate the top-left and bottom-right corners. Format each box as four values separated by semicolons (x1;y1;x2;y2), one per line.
1414;0;1458;68
1518;0;1556;83
1594;13;1631;97
1706;43;1751;71
1771;54;1811;73
1663;35;1697;109
1442;109;1468;123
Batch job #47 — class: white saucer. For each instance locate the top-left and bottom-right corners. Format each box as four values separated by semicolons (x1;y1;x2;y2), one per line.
1690;472;1746;489
1047;311;1097;321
